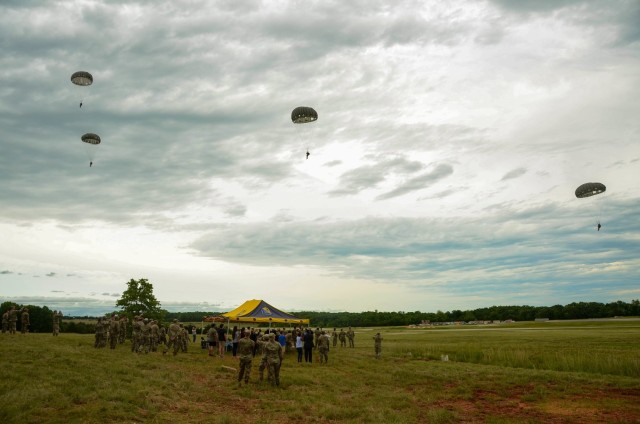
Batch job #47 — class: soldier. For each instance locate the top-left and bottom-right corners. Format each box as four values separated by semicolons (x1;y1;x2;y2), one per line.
179;323;188;352
257;334;270;382
20;308;30;334
347;326;355;348
109;313;120;349
131;316;141;353
373;332;383;359
95;317;105;348
263;333;283;386
159;323;167;346
207;325;219;357
52;310;60;336
118;315;127;344
139;318;151;354
237;331;256;386
8;306;18;334
338;328;346;347
331;327;338;348
317;331;331;364
150;320;159;352
313;327;321;348
163;319;181;356
2;309;9;333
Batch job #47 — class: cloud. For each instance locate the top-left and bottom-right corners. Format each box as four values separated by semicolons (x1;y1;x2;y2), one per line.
377;163;454;200
45;272;56;277
1;270;12;274
501;167;527;181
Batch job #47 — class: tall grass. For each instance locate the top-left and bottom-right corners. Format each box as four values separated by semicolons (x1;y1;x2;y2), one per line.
1;320;639;423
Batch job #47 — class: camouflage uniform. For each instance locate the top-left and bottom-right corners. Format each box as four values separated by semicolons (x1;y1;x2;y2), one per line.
317;332;330;364
163;320;181;356
20;308;29;334
131;316;141;352
263;333;283;386
2;311;8;333
179;324;188;352
139;318;151;353
150;320;159;352
109;314;120;349
373;333;383;359
95;317;106;348
8;307;18;334
159;325;167;346
257;335;269;382
237;334;256;385
52;310;61;336
313;328;321;348
331;328;338;347
118;315;127;344
338;329;346;347
347;327;355;348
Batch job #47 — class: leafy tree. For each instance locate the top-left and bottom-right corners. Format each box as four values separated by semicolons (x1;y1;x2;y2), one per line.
115;278;163;322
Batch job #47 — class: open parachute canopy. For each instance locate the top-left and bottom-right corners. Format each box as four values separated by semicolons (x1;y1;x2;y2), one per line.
575;182;606;198
71;71;93;86
291;106;318;124
81;133;101;145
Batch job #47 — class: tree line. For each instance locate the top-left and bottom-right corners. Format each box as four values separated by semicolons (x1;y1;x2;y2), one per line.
2;299;637;334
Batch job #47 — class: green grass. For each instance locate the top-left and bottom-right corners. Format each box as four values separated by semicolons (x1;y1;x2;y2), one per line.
1;320;639;423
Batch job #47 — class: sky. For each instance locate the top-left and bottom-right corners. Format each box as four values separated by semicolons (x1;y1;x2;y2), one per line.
1;0;639;317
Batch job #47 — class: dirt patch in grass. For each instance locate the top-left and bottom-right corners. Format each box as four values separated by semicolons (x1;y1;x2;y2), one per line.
429;384;640;423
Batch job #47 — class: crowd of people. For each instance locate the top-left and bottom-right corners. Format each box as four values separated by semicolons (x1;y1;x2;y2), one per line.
2;307;384;387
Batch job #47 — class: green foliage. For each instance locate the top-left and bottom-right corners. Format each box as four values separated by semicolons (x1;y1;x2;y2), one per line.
114;278;163;321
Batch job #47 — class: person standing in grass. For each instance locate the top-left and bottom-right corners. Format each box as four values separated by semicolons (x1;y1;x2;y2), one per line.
2;309;9;333
264;333;283;386
217;324;227;358
317;331;331;364
331;328;338;348
347;327;355;348
20;307;29;334
295;330;303;363
373;333;383;359
109;313;119;349
118;315;127;344
52;310;60;336
237;331;256;386
163;319;181;356
303;328;314;363
8;306;18;334
150;319;159;352
338;328;346;347
207;325;218;356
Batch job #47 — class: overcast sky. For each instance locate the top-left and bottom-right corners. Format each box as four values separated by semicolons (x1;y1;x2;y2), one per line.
1;0;639;317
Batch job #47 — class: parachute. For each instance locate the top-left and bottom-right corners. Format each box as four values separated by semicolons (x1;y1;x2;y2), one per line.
575;182;606;198
71;71;93;86
71;71;93;108
81;133;101;167
575;182;606;230
291;106;318;159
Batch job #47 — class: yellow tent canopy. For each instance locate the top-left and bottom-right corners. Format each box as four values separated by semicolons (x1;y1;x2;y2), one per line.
207;299;309;325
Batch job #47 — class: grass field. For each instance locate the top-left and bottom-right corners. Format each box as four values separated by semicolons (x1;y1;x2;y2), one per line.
1;320;639;423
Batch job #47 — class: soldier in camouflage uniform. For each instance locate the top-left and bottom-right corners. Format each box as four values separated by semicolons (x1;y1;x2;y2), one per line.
150;320;159;352
347;327;355;348
263;333;284;386
109;313;120;349
52;310;60;336
2;310;9;333
257;334;270;383
179;324;188;352
130;316;139;352
317;331;331;364
331;328;338;347
139;318;151;354
118;315;127;344
373;332;383;359
95;317;106;348
237;331;256;386
8;306;18;334
313;327;321;349
159;324;167;346
338;329;346;347
163;319;181;356
21;308;29;334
